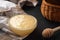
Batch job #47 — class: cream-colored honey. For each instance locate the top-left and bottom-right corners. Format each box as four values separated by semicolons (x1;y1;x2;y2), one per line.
9;15;37;36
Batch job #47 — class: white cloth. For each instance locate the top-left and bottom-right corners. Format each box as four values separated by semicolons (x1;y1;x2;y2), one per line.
0;0;6;1
0;1;16;11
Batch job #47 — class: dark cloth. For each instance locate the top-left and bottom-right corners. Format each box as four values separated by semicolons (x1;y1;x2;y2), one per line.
23;0;60;40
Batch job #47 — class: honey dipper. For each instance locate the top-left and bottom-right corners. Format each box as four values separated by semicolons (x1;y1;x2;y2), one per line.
42;26;60;38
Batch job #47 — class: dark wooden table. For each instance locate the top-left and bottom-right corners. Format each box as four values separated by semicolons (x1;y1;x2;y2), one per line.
23;0;60;40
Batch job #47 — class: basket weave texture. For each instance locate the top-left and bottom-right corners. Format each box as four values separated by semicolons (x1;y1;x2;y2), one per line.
41;0;60;22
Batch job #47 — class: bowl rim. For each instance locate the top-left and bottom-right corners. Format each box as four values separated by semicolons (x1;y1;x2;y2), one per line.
43;0;60;8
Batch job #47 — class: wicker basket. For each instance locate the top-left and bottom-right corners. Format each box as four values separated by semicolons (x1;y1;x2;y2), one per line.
41;0;60;22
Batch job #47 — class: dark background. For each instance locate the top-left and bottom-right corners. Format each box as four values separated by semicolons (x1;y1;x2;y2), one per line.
23;0;60;40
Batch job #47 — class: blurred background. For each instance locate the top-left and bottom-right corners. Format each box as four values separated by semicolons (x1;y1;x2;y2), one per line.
23;0;60;40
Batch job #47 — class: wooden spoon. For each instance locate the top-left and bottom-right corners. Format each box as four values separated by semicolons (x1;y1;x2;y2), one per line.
42;26;60;38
